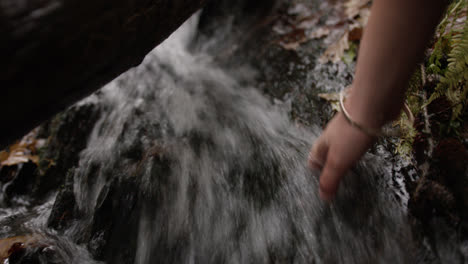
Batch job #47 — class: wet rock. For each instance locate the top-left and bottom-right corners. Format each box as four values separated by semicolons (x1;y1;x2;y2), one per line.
47;172;78;231
86;177;141;263
198;0;279;49
0;0;207;148
47;168;143;262
3;162;38;202
5;0;455;263
0;164;18;183
34;100;101;199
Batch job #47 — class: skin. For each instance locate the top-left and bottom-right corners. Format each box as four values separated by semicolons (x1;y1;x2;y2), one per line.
309;0;450;201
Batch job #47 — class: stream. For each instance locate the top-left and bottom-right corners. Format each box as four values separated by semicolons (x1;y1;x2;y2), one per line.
0;5;465;264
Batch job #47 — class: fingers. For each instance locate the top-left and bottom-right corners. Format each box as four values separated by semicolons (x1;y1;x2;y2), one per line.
308;134;328;170
308;113;376;202
319;149;349;201
309;133;345;201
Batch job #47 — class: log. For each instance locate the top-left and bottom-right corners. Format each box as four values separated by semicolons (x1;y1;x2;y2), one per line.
0;0;206;148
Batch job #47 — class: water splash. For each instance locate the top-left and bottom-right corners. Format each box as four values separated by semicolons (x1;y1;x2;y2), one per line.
62;13;417;264
0;12;424;264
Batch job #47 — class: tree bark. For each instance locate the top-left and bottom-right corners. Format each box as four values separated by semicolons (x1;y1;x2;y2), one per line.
0;0;206;148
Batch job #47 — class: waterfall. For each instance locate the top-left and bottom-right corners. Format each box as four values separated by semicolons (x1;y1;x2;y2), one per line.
0;12;431;264
67;13;414;263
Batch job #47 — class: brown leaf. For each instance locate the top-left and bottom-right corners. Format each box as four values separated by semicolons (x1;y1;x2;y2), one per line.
348;26;363;41
357;7;371;27
345;0;371;19
318;92;341;112
288;2;314;18
296;14;321;30
278;29;308;51
312;0;372;64
0;128;42;167
319;31;350;63
318;92;340;101
1;155;29;166
308;26;331;39
0;235;42;261
29;155;40;165
0;151;8;163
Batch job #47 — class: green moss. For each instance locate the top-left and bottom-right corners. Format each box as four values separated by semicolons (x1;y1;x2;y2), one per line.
394;0;468;157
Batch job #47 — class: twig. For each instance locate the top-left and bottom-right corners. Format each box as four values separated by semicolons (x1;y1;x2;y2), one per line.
419;65;434;179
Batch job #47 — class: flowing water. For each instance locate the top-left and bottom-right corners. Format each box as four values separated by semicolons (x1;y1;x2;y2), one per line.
0;13;449;264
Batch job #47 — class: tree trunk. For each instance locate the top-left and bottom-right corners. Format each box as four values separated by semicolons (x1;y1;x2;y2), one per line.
0;0;206;148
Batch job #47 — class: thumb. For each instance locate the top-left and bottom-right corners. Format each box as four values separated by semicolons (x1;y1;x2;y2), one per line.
308;134;329;170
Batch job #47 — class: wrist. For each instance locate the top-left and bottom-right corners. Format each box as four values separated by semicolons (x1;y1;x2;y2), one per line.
339;89;381;138
344;85;405;130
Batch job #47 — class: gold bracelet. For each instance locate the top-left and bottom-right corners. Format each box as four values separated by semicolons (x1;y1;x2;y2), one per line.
339;89;415;138
339;89;382;137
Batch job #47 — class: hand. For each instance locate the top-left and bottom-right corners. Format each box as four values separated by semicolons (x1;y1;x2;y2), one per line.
308;112;376;201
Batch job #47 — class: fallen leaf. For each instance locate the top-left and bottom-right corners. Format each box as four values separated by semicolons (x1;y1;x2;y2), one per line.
272;23;291;35
280;42;301;51
29;155;40;165
312;0;371;64
345;0;371;19
279;29;308;50
0;234;43;262
288;2;314;18
0;151;8;163
308;26;331;39
357;7;371;27
318;92;341;112
318;92;340;101
348;26;363;41
1;155;29;166
319;31;350;63
296;14;320;30
274;0;371;60
0;128;42;167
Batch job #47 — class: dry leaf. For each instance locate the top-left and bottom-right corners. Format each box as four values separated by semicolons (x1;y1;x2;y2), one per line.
280;42;301;51
288;2;314;18
0;128;42;167
275;0;371;61
0;234;43;262
318;92;340;101
318;92;341;112
348;23;363;41
0;151;8;163
297;14;320;30
29;155;40;165
1;155;29;166
278;29;308;51
357;8;371;27
345;0;371;19
310;0;372;64
319;31;350;63
308;26;331;39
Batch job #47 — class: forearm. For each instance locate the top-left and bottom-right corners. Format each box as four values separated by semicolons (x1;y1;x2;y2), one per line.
347;0;449;129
